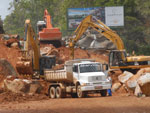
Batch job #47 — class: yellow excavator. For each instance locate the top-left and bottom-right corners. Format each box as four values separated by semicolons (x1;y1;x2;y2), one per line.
69;15;150;73
16;19;55;77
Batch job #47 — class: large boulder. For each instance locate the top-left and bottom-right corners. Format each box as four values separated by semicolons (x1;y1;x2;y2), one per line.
0;59;18;76
137;73;150;96
118;71;133;83
111;82;122;92
4;77;42;94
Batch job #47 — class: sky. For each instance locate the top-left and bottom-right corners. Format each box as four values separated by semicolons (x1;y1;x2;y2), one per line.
0;0;13;20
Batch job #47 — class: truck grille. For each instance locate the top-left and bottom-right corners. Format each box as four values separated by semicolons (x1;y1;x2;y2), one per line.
88;76;106;82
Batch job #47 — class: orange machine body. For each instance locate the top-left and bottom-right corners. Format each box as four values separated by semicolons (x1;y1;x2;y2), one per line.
38;9;62;41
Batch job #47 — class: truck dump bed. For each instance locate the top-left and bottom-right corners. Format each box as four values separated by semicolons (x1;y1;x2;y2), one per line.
44;69;73;82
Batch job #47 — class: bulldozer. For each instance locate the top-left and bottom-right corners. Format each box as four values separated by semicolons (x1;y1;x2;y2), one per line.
69;15;150;73
37;9;62;48
16;19;56;77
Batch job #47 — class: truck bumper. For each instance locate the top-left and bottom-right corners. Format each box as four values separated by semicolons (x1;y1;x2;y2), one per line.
81;84;111;91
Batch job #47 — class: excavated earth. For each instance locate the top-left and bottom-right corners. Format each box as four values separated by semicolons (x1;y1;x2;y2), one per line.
0;35;149;113
0;36;109;103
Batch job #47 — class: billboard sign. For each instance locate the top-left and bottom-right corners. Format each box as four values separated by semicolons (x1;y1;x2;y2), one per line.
68;7;105;30
105;6;124;26
67;6;124;30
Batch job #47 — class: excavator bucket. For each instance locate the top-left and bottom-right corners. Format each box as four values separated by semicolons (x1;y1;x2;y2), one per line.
16;60;33;75
16;19;40;76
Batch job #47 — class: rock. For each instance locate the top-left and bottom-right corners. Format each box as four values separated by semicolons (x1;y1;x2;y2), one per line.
134;84;142;97
137;68;150;76
4;78;43;94
126;68;150;90
137;73;150;96
28;81;42;95
118;71;133;83
139;83;150;96
138;73;150;86
111;82;122;92
11;42;18;47
0;59;18;76
5;38;19;47
126;79;137;89
4;78;31;94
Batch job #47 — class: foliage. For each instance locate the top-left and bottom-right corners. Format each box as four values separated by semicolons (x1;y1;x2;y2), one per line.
0;16;5;34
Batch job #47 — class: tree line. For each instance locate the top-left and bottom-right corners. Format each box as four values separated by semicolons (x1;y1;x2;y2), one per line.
3;0;150;55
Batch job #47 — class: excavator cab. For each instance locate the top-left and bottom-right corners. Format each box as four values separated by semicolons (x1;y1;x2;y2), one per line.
109;50;127;67
37;21;46;33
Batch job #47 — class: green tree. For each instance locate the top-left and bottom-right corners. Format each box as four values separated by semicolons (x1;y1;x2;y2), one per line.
0;16;5;34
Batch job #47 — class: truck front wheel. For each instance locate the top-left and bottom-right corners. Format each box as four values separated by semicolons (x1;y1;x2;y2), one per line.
100;90;107;97
49;87;56;99
77;85;85;98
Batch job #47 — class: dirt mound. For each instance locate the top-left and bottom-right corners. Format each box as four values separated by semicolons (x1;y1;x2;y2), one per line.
0;37;21;72
41;44;109;65
0;91;48;103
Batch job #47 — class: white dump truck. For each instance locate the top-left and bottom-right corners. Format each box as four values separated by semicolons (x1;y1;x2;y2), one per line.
44;59;112;98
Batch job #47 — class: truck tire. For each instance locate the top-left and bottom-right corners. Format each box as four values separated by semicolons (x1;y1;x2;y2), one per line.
56;86;63;98
100;90;107;97
49;87;56;99
77;85;85;98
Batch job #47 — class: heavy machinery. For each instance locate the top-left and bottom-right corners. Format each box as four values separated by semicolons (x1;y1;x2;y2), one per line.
37;9;62;48
16;19;55;76
16;20;111;98
69;15;150;73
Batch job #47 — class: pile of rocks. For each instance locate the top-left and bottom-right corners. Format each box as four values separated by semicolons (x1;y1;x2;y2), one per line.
112;68;150;97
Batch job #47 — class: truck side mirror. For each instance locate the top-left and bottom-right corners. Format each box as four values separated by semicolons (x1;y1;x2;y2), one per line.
73;65;78;73
72;66;75;72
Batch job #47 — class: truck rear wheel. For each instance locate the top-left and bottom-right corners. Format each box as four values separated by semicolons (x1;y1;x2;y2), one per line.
56;86;63;98
77;85;85;98
49;87;56;99
100;90;107;97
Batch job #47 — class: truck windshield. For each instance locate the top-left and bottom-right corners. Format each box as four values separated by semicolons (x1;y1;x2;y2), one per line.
79;63;101;73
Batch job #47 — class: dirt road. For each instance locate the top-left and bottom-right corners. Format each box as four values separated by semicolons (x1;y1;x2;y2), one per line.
0;95;150;113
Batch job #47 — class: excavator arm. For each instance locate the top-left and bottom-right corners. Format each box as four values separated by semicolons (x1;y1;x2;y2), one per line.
69;15;125;59
44;9;53;29
69;15;150;72
24;19;40;71
16;19;40;75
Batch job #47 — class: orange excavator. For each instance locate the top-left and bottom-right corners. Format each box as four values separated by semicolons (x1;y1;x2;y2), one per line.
37;9;62;47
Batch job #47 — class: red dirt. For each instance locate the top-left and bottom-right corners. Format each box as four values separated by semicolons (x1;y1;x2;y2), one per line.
0;96;150;113
0;91;48;104
0;37;127;104
0;37;21;72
